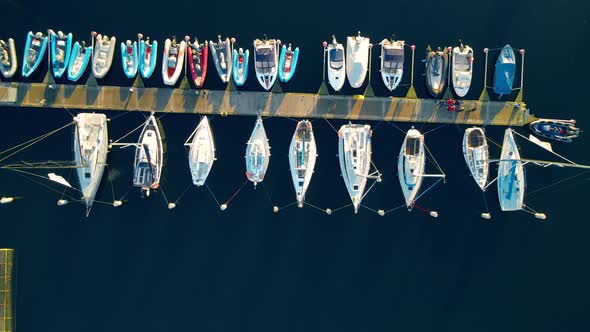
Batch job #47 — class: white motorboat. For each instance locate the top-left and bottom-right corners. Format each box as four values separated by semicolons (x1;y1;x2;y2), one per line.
245;116;270;186
326;35;346;92
379;37;404;91
253;38;279;90
288;120;317;207
346;32;370;88
133;114;164;197
338;123;373;214
425;46;449;97
161;37;186;86
185;116;215;186
73;113;108;216
497;128;525;211
462;127;489;191
398;127;425;210
92;33;116;78
209;35;232;83
451;42;474;97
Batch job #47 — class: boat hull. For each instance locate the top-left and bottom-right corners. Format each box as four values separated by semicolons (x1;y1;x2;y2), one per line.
67;42;92;82
162;39;186;86
278;45;299;83
497;129;525;211
346;34;370;88
288;120;317;206
425;48;449;98
209;37;232;83
253;38;279;91
0;38;18;78
327;40;346;91
120;40;139;78
493;45;516;96
398;128;425;210
232;48;249;86
379;39;404;91
245;117;270;185
338;124;372;213
133;115;164;192
50;31;73;78
92;34;116;79
22;31;48;78
188;116;215;186
139;39;158;79
74;113;108;214
462;127;489;191
187;40;208;88
529;119;580;143
451;45;473;97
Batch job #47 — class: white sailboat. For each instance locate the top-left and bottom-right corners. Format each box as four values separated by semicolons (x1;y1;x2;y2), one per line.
288;120;317;208
185;116;215;186
253;37;279;90
133;115;164;197
451;42;474;97
462;127;489;191
73;113;108;216
245;116;270;186
338;123;378;214
398;127;445;210
497;128;526;211
379;37;404;91
346;31;370;89
326;35;346;92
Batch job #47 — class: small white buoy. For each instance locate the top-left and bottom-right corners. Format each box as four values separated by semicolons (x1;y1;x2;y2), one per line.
57;199;69;206
429;211;439;218
325;208;332;215
481;212;492;220
297;202;303;208
168;202;176;210
112;200;123;207
273;206;279;213
534;213;547;220
377;176;382;183
378;209;385;216
0;197;15;204
129;87;134;93
220;204;227;211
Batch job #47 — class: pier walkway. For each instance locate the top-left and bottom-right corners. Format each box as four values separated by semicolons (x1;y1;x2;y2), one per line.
0;82;533;126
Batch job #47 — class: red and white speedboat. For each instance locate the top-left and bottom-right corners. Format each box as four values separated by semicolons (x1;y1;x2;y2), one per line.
187;37;208;88
161;37;186;86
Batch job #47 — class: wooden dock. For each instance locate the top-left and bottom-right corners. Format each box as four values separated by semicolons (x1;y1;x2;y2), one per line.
0;81;534;126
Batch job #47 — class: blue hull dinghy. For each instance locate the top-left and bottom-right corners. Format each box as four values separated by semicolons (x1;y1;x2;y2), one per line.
49;30;73;78
493;44;516;97
22;31;48;78
278;43;299;83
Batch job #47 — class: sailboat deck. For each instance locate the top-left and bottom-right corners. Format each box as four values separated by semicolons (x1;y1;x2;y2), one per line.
0;82;533;126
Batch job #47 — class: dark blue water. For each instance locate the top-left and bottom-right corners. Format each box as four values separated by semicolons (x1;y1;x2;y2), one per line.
1;0;589;331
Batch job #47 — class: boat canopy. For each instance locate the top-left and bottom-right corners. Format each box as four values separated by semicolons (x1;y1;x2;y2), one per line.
383;50;403;72
255;48;274;73
494;62;515;95
329;48;344;69
405;137;420;155
468;130;485;148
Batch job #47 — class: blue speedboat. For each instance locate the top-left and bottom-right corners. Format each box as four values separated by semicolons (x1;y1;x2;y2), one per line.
22;31;48;77
138;34;157;79
278;43;299;83
121;39;138;78
49;30;73;78
67;41;92;82
493;44;516;97
232;47;249;86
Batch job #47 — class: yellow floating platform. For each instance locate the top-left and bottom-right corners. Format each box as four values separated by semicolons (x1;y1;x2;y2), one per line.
0;82;534;126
